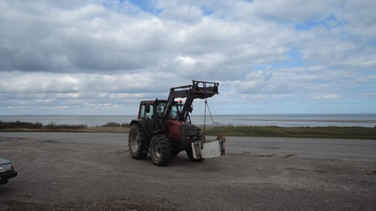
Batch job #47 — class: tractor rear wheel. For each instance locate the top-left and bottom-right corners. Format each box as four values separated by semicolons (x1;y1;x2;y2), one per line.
128;124;148;159
150;134;171;166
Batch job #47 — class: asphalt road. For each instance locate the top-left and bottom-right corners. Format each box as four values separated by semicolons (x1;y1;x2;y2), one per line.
0;132;375;210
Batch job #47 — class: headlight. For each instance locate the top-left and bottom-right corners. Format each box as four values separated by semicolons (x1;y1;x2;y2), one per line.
186;135;198;140
0;164;12;173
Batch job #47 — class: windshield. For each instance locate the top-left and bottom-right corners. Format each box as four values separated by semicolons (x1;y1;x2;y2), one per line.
154;101;190;122
169;103;180;119
172;102;191;123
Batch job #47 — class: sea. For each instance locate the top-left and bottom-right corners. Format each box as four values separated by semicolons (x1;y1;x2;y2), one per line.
1;114;376;128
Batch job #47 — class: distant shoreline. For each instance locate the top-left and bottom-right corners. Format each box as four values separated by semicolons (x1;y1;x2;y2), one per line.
1;114;376;128
1;120;375;140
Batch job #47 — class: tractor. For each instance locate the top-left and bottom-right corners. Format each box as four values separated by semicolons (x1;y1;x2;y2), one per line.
128;80;225;166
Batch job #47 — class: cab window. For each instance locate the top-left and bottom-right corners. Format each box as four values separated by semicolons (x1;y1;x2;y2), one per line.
156;102;166;117
140;104;154;119
170;104;180;119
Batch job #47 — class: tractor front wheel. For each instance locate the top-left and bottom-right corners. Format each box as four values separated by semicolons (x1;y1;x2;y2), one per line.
150;134;171;166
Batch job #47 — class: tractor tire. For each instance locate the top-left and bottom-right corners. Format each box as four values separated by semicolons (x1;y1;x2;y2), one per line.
186;147;205;162
150;134;171;166
128;124;148;159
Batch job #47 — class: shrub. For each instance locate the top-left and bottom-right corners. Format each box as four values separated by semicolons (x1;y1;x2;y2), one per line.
0;121;43;129
103;122;121;127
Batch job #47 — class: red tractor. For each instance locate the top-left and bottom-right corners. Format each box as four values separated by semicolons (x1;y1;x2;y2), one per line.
128;80;225;166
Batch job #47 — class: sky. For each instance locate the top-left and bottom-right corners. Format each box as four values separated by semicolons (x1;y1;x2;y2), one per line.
0;0;375;115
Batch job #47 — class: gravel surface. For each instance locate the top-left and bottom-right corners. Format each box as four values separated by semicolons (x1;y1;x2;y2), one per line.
0;132;375;210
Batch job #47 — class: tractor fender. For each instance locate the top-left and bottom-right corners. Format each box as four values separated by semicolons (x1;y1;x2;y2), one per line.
152;130;165;137
130;119;151;139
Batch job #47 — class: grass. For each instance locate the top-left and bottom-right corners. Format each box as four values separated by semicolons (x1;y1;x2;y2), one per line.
0;126;130;133
203;126;376;140
0;121;129;133
1;121;375;139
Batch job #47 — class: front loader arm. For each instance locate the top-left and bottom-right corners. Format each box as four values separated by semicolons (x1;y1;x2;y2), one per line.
164;80;219;122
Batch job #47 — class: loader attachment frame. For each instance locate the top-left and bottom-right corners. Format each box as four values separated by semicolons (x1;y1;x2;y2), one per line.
164;80;219;124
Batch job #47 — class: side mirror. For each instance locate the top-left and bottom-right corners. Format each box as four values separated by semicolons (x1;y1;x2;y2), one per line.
189;105;193;113
145;105;150;113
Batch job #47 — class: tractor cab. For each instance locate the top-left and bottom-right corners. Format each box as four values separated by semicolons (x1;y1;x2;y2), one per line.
137;100;191;134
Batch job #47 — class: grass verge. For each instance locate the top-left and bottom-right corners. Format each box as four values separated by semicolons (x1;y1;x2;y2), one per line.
203;126;376;140
1;121;375;139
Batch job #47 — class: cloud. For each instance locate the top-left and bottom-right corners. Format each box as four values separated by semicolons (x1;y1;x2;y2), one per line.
0;0;375;115
308;94;341;100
